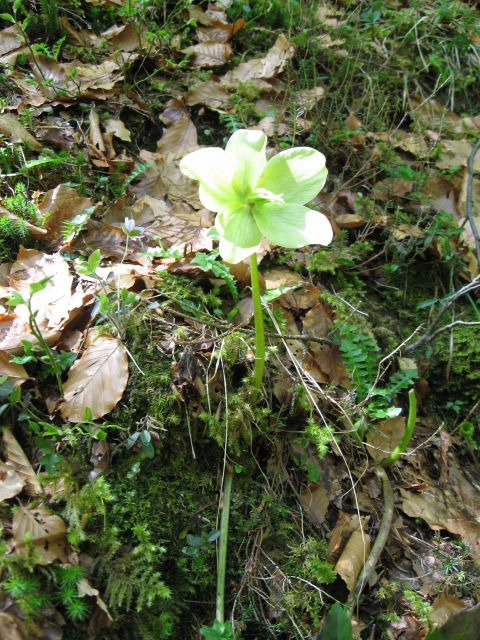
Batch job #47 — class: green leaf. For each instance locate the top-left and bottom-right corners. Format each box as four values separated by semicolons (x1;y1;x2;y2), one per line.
317;603;352;640
6;291;26;307
0;13;15;22
30;276;53;294
88;249;101;274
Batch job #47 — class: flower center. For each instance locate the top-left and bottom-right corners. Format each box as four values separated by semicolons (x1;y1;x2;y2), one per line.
249;187;285;206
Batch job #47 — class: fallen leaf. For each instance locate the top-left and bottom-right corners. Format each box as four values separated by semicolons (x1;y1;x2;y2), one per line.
294;86;325;112
60;329;128;422
334;214;367;229
77;578;112;622
88;108;105;152
157;117;198;158
186;80;232;109
0;613;25;640
13;504;68;564
220;34;295;87
39;184;94;248
31;54;136;99
104;118;131;142
366;417;406;462
3;428;42;496
400;460;480;567
300;484;330;525
0;113;41;149
89;439;110;480
0;25;23;56
0;461;25;502
437;139;480;171
334;529;371;594
184;41;232;67
0;350;28;387
8;248;81;330
430;593;466;627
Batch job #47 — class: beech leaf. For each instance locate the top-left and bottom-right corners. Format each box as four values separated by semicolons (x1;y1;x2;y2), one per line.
3;428;42;496
60;329;128;422
13;503;68;564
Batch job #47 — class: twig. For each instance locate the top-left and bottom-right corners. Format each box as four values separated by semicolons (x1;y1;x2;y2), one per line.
464;138;480;266
405;275;480;352
350;466;394;604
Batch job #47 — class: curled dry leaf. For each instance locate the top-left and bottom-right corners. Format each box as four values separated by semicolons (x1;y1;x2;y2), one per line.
0;350;28;387
3;428;42;496
0;113;42;149
31;54;136;99
436;139;480;171
300;484;330;526
0;461;25;502
183;42;233;67
60;329;128;423
13;504;68;564
220;34;295;87
334;528;371;594
104;118;131;142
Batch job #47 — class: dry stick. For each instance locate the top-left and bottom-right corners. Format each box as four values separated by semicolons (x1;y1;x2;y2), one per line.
405;275;480;352
350;390;417;605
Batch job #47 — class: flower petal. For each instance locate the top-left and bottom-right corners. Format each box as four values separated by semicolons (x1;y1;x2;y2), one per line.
179;147;237;212
216;205;262;248
256;147;327;205
253;202;333;248
225;129;267;197
219;237;260;264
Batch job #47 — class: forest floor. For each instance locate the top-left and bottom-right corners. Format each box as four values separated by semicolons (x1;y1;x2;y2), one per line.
0;1;480;639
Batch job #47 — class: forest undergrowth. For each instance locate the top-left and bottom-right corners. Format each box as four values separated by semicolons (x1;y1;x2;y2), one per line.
0;1;479;639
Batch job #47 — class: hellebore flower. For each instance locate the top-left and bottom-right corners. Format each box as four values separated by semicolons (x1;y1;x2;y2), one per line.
179;129;333;263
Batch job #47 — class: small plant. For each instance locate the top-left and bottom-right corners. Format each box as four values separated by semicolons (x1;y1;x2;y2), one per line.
180;129;332;630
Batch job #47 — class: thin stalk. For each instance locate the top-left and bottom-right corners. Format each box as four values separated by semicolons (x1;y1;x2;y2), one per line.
249;253;265;398
27;301;63;393
216;469;233;624
382;389;417;467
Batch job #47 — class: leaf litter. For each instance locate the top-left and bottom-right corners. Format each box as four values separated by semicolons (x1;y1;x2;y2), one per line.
0;1;479;637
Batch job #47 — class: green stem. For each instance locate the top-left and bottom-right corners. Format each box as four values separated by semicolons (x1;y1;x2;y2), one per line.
382;389;417;467
216;469;233;624
249;253;265;398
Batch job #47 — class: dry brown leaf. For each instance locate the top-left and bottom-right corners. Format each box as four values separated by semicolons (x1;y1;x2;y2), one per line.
157;118;198;158
370;131;431;159
400;460;480;567
334;214;367;229
8;248;80;330
104;117;131;142
77;578;112;622
184;41;232;67
134;196;214;253
0;113;41;149
60;329;128;422
294;86;325;112
0;612;25;640
188;4;216;26
13;504;68;564
263;269;319;310
366;417;406;462
437;139;480;171
3;428;42;496
0;25;23;56
104;23;147;51
457;172;480;264
39;184;94;248
0;350;28;387
372;177;415;201
31;54;135;99
334;529;371;594
220;34;295;87
300;484;330;525
431;593;466;627
186;81;232;109
88;108;105;152
0;461;25;502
